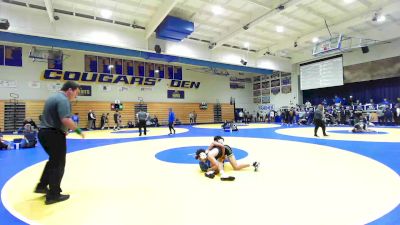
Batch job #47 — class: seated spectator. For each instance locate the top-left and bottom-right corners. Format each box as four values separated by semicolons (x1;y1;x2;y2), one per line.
0;133;11;150
153;115;160;127
127;121;134;128
231;122;238;131
20;124;37;148
221;120;230;129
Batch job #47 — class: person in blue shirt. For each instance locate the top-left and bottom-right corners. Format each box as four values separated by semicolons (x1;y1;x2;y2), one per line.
0;133;11;150
334;95;342;106
20;124;37;148
381;98;390;106
71;113;79;127
168;108;176;135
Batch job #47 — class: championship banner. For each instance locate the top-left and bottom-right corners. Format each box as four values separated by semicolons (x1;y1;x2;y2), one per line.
79;85;92;96
167;90;184;99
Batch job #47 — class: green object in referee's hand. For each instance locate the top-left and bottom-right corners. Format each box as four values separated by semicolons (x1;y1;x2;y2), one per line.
75;128;82;135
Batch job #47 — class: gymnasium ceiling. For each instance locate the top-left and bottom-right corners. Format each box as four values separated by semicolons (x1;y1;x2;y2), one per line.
2;0;400;58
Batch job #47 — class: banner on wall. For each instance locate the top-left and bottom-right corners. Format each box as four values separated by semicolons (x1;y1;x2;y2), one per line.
99;85;112;92
0;80;17;88
79;85;92;96
118;86;129;92
47;83;62;92
41;69;201;89
258;104;275;111
28;81;41;89
140;87;153;91
167;90;184;99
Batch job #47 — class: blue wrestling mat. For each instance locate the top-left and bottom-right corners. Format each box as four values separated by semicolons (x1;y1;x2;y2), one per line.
155;146;248;164
328;130;387;134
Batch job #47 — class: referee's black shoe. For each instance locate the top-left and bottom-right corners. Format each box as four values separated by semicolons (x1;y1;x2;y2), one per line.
45;194;70;205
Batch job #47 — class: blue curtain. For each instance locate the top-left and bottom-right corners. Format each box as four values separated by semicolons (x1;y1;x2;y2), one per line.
303;77;400;105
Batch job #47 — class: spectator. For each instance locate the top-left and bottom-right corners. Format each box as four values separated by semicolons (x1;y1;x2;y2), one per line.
189;111;194;125
71;113;79;127
168;108;176;135
87;110;96;130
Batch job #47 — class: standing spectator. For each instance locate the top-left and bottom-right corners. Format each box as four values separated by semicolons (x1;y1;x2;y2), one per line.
305;100;312;109
238;111;244;123
113;110;121;130
168;108;176;135
334;95;342;107
193;110;197;124
100;113;106;130
87;110;95;130
137;109;149;136
269;110;274;123
395;104;400;125
34;81;85;205
71;113;79;127
189;111;194;125
384;108;393;125
314;104;328;137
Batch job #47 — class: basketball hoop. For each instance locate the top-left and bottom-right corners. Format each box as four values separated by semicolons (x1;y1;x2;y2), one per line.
9;93;19;99
138;97;144;104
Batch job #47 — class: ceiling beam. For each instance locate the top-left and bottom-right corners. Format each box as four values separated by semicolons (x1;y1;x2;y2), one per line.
386;14;400;26
43;0;55;23
280;12;318;27
240;0;272;10
321;0;350;13
297;4;332;21
347;27;366;35
145;0;179;39
357;0;372;8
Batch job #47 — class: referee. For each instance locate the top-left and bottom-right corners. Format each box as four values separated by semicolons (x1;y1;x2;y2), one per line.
314;104;328;137
34;81;85;205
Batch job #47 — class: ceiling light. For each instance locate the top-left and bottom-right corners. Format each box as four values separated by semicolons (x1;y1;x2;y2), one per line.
244;42;250;48
212;5;224;15
276;25;284;33
312;37;319;43
343;0;355;3
377;15;386;22
101;9;112;19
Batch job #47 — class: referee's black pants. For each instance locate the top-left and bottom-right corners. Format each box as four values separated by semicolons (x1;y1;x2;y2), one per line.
138;120;147;135
314;119;327;136
37;128;66;196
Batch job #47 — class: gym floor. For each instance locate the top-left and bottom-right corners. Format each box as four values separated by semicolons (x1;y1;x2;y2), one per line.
1;123;400;225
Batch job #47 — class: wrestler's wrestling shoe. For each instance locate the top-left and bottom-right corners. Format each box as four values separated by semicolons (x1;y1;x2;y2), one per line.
205;172;215;179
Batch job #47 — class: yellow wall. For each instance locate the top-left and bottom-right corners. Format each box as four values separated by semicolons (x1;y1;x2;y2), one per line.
0;100;234;130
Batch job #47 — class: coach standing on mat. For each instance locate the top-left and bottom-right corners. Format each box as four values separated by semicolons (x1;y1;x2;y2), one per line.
168;108;176;135
34;81;85;205
314;104;328;137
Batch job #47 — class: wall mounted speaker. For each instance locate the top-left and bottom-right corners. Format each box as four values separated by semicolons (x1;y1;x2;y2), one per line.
361;46;369;54
154;45;161;54
0;19;10;30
